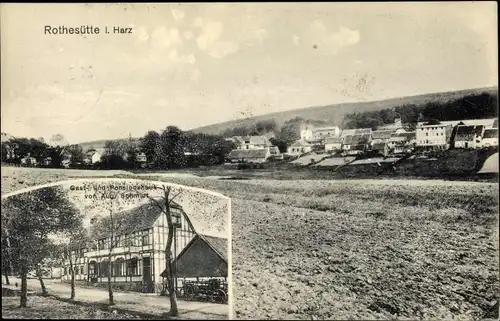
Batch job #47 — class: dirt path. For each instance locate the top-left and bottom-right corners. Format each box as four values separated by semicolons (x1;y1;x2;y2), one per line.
6;278;228;319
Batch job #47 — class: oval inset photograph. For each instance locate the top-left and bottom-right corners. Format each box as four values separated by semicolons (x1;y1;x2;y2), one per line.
1;178;231;320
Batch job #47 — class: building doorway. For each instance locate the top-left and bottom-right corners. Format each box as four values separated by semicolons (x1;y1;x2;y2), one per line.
142;257;154;293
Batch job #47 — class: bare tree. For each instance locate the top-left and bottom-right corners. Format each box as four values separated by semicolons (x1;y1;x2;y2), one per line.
56;227;90;300
84;189;138;306
149;184;196;317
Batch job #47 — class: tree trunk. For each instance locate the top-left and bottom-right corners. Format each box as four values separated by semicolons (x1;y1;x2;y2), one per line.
164;189;178;317
5;234;14;286
69;254;75;300
36;266;48;296
164;251;178;316
20;265;28;308
107;254;114;305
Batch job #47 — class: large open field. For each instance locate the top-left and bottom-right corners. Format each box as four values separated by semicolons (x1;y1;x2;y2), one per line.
1;166;499;320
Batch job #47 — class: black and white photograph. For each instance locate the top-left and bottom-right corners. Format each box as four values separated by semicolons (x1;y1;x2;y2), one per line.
1;179;230;319
1;2;498;320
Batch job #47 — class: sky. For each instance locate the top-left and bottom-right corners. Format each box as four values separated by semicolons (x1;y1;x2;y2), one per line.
63;179;230;238
1;2;497;144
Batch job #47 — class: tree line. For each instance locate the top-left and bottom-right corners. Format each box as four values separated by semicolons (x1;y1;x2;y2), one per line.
1;127;237;170
342;92;498;130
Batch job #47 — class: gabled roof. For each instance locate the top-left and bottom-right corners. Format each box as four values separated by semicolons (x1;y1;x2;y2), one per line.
455;125;482;141
291;140;313;147
354;128;372;135
324;137;343;144
199;234;228;263
240;135;272;147
341;129;357;137
91;199;183;240
372;142;387;150
372;130;394;140
161;233;228;278
344;134;371;145
342;128;372;137
392;131;416;139
85;148;104;157
483;128;498;139
227;149;269;159
388;136;407;142
349;144;367;151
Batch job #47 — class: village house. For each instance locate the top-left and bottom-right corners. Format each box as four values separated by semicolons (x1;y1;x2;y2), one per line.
324;137;343;153
341;128;372;138
479;128;498;148
415;122;453;150
371;130;395;145
61;200;207;294
299;124;341;145
226;135;280;162
268;146;283;160
20;155;38;166
342;133;371;155
62;159;71;168
371;141;389;157
453;125;484;149
287;140;314;156
311;126;341;139
123;151;148;164
83;149;103;165
227;148;271;163
234;135;273;150
136;152;147;163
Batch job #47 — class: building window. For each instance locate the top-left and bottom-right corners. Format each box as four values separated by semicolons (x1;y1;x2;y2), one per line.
99;260;110;277
88;262;96;276
115;235;123;247
114;258;124;277
425;133;428;136
127;258;139;276
142;229;151;246
97;239;108;251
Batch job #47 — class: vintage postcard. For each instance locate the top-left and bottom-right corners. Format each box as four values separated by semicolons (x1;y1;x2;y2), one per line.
1;2;498;321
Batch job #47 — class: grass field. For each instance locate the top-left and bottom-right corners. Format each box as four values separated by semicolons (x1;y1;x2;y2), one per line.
1;166;499;320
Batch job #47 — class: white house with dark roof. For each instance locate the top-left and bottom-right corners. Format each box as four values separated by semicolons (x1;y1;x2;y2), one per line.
83;149;103;164
479;128;498;148
342;133;372;155
287;140;314;156
60;199;197;293
324;137;343;153
453;125;484;149
234;135;273;150
299;124;341;146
